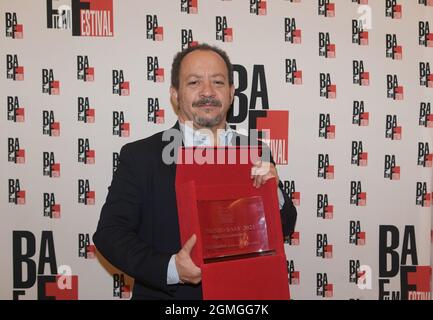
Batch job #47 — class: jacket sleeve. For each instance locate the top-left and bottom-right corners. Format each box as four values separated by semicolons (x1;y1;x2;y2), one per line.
278;180;297;239
93;144;172;293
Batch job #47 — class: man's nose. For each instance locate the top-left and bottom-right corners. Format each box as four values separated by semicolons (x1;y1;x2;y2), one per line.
199;79;216;97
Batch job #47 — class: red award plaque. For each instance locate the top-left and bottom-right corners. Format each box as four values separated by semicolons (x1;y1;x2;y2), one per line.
175;146;290;300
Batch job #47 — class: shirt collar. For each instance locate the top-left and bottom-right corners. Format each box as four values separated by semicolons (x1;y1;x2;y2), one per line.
179;121;234;147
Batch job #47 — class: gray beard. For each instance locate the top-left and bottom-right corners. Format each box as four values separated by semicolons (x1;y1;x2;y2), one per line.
193;113;223;128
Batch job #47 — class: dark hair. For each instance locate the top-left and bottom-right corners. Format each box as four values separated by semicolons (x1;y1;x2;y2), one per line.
170;43;234;89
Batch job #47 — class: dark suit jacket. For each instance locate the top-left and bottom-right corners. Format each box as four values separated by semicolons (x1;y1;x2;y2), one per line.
93;122;297;299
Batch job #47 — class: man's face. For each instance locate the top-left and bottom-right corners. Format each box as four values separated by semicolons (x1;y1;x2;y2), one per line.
170;50;235;130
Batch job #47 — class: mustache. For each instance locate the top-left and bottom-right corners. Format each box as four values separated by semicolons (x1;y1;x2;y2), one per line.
192;97;222;108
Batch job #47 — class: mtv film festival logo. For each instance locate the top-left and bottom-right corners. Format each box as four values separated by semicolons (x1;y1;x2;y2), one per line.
181;0;198;14
113;111;130;137
250;0;267;15
8;179;25;205
146;14;163;41
13;231;78;299
284;17;301;44
78;179;95;205
77;55;94;81
7;96;25;122
181;29;198;50
78;233;96;259
147;98;165;124
352;101;369;126
43;110;60;136
8;138;25;164
418;102;433;128
112;70;129;96
42;69;60;95
317;194;333;219
43;193;61;218
6;54;24;81
318;113;335;139
318;0;335;17
379;225;432;300
285;59;302;85
287;260;300;285
216;16;233;42
319;32;336;58
78;97;95;123
5;12;23;38
283;180;300;206
147;56;164;82
384;154;400;180
316;234;333;259
46;0;113;37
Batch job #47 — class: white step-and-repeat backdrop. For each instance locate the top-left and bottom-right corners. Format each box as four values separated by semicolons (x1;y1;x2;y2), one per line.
1;0;432;300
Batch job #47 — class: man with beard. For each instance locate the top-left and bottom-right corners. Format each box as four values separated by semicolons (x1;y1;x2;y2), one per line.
93;43;297;299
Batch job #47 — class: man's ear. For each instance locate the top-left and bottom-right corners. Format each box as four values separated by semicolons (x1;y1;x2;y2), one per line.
170;86;178;103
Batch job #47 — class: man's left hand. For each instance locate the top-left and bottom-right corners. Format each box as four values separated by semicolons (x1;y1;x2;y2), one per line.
251;161;279;188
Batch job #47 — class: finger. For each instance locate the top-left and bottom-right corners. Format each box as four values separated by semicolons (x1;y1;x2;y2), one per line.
183;234;197;254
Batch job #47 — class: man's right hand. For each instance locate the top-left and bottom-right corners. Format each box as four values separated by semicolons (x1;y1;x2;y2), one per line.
175;234;202;284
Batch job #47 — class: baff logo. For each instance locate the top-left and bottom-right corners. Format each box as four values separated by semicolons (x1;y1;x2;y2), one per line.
385;0;402;19
419;102;433;127
350;181;367;206
317;194;333;219
352;19;369;45
250;0;267;15
42;69;60;95
78;179;95;205
419;62;433;88
113;111;130;137
77;97;95;123
316;234;333;258
387;74;403;100
283;180;300;206
287;260;300;285
318;0;335;17
181;29;198;50
46;0;113;37
418;142;432;167
249;110;289;165
112;70;129;96
78;233;96;259
6;54;24;81
386;34;403;60
8;179;25;205
77;55;94;81
113;274;131;299
180;0;198;14
8;138;25;164
319;32;336;58
112;152;119;174
349;260;362;285
349;220;366;246
319;73;336;99
286;231;300;246
384;155;400;180
147;56;164;82
78;138;95;164
353;0;368;4
42;110;60;137
419;21;433;47
146;14;163;41
317;273;333;298
7;96;25;122
12;231;78;300
285;59;302;85
43;152;60;178
147;98;165;124
353;60;369;86
318;113;335;139
351;141;368;166
352;101;369;126
43;193;61;218
318;154;334;179
5;12;23;39
385;115;402;140
379;225;432;300
216;16;233;42
284;18;301;44
419;0;433;6
416;182;431;207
